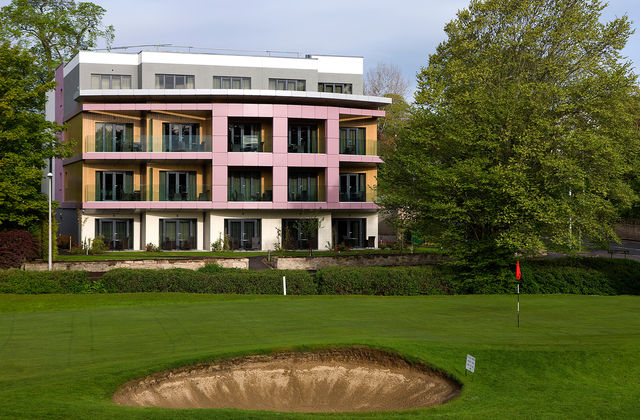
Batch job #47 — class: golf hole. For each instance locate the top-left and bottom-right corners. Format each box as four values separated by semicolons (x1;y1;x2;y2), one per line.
113;347;461;412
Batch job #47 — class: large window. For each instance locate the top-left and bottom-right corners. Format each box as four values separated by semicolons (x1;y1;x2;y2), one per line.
94;171;135;201
155;74;195;89
288;171;318;201
213;76;250;89
269;78;305;91
318;83;352;94
159;219;196;250
340;173;366;202
225;219;261;250
159;171;197;201
228;123;262;152
94;123;136;152
288;124;318;153
339;127;366;155
91;74;132;89
228;171;265;201
332;218;366;248
162;123;201;152
281;219;318;250
95;219;134;250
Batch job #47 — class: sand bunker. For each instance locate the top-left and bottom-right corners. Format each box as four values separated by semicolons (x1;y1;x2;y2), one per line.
113;347;461;412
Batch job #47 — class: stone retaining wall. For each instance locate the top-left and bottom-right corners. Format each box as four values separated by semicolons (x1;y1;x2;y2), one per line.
23;258;249;272
272;253;443;270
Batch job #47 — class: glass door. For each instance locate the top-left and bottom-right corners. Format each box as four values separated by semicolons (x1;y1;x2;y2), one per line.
340;127;365;154
96;219;133;249
288;125;317;153
163;123;200;151
225;219;261;250
332;218;366;248
160;219;196;250
339;173;365;201
102;171;124;200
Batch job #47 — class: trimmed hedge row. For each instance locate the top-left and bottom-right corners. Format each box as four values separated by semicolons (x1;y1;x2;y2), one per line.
101;268;316;295
0;257;638;295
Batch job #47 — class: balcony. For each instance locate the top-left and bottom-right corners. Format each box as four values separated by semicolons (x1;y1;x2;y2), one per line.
339;138;378;156
85;184;212;201
84;135;212;153
228;170;273;201
339;191;366;202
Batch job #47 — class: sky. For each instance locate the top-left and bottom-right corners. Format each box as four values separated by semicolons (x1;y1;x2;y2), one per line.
3;0;640;98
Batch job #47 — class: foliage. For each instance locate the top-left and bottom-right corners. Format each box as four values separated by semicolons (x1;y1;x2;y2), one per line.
88;235;106;254
0;0;114;81
30;216;58;261
0;43;69;230
315;266;447;295
0;230;40;268
379;0;640;275
298;217;323;256
0;269;94;293
211;234;231;252
100;268;315;294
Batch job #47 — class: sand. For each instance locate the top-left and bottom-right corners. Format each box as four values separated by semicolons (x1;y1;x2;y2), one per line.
112;347;461;412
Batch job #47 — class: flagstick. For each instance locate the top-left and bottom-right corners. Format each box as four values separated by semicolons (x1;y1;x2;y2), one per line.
517;282;520;328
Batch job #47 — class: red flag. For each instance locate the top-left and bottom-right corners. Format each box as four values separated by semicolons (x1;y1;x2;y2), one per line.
516;260;521;280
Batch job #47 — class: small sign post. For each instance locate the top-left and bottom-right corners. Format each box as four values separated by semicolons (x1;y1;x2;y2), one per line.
516;260;521;328
282;275;287;296
465;354;475;376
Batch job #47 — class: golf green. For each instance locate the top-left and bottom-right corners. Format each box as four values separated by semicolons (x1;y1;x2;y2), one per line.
0;294;638;419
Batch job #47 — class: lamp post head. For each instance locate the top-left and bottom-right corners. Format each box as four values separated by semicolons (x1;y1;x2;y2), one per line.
47;172;53;178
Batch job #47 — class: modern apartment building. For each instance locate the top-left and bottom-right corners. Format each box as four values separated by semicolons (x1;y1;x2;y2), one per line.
50;50;390;251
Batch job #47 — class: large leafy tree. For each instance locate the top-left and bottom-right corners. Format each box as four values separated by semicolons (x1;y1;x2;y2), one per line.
0;0;114;81
378;0;640;271
0;42;67;228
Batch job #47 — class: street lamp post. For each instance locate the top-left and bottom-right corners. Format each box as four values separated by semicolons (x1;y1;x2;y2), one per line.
47;172;53;271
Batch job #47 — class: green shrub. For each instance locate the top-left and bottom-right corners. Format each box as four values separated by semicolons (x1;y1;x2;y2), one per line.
101;268;315;294
315;266;448;295
197;263;233;274
0;270;94;294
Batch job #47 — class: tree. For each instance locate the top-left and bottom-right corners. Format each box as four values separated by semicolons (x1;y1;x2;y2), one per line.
364;62;410;98
0;42;68;229
298;217;323;256
378;0;640;274
0;0;114;81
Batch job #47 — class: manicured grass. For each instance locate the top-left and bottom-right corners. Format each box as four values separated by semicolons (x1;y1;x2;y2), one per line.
54;247;438;261
0;294;638;419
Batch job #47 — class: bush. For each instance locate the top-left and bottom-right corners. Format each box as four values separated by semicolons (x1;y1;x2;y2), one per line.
0;230;40;269
101;268;316;294
0;269;96;293
315;266;448;295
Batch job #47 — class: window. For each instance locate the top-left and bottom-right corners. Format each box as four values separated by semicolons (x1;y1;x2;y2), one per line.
269;78;306;91
318;83;352;94
228;171;265;201
91;74;132;89
95;219;134;250
332;218;367;248
159;219;196;250
155;74;195;89
162;123;201;152
94;171;136;201
339;127;366;155
340;173;366;202
213;76;251;89
225;219;262;250
94;123;136;152
281;219;318;250
288;171;318;201
159;171;197;201
288;124;318;153
228;123;262;152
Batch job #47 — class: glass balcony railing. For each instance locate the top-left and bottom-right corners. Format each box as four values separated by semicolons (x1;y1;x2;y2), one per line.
339;191;366;202
227;188;273;202
228;136;272;152
287;138;326;154
339;138;378;156
84;135;212;153
85;185;212;202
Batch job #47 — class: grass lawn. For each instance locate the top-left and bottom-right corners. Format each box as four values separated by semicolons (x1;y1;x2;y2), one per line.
0;294;638;419
53;247;438;261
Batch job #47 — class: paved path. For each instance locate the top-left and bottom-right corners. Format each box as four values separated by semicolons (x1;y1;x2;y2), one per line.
248;256;271;270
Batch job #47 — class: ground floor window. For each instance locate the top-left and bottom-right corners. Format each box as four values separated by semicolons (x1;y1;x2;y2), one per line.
159;219;196;250
224;219;261;250
281;219;318;250
95;218;134;250
332;218;367;248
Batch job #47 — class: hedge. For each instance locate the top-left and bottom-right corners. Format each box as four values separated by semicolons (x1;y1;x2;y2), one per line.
1;258;638;295
0;270;94;294
101;267;316;294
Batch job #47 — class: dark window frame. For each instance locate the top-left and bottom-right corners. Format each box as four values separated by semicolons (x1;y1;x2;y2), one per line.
155;73;195;89
213;76;251;89
269;78;306;91
95;218;134;250
159;218;197;250
318;82;353;94
91;74;132;89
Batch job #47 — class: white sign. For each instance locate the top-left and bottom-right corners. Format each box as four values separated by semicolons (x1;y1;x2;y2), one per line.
466;354;476;373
